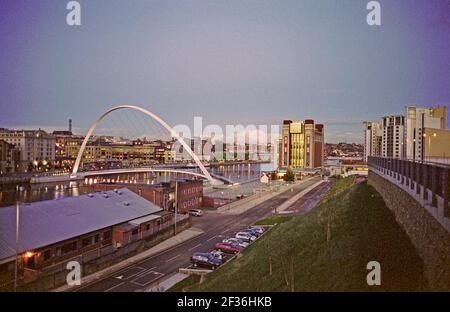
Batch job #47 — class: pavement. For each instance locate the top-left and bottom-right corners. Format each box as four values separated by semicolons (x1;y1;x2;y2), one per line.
217;178;314;215
285;180;335;215
70;176;328;292
276;180;326;212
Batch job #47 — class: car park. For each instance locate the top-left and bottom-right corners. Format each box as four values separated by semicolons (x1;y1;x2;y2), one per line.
210;250;225;261
188;209;204;217
240;228;261;237
191;252;221;269
222;238;249;248
249;226;264;235
215;242;242;254
235;232;256;242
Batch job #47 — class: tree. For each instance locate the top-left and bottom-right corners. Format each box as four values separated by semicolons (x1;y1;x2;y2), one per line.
284;167;295;182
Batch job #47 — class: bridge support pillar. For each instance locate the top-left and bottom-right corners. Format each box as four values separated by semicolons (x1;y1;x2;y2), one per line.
423;164;429;202
416;163;421;195
431;166;438;207
410;162;415;191
444;168;450;218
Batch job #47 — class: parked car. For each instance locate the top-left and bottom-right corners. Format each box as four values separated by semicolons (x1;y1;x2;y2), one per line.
215;242;242;254
235;232;257;242
210;250;225;261
240;228;261;237
188;209;204;217
222;238;249;248
191;252;221;269
248;226;264;235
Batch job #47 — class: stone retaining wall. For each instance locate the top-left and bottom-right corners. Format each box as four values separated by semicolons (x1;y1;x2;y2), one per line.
368;171;450;290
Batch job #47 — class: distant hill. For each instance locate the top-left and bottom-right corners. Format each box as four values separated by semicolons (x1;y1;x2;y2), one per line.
325;142;364;158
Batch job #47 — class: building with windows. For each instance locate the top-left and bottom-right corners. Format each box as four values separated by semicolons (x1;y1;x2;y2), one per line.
381;115;405;159
363;121;382;162
405;106;446;162
278;119;324;170
422;128;450;163
53;131;85;170
0;140;20;174
93;179;204;213
0;129;56;172
0;188;190;290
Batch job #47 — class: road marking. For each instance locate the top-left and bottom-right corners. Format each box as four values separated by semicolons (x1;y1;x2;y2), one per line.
188;243;202;251
114;266;146;280
104;281;125;292
131;271;164;287
166;254;181;262
206;235;217;242
134;267;157;278
220;229;229;234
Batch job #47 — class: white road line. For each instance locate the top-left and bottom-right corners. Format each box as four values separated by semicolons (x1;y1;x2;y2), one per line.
104;281;125;292
206;235;217;242
220;229;229;234
166;254;181;262
188;243;202;251
134;267;157;278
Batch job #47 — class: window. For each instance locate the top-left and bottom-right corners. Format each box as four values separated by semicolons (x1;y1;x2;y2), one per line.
103;231;111;240
94;234;100;244
43;250;52;261
60;241;77;255
131;228;138;236
82;237;92;248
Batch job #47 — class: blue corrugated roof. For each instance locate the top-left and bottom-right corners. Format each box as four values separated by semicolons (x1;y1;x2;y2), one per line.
0;188;162;261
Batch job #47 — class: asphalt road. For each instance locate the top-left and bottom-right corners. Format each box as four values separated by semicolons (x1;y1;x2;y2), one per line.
77;176;324;292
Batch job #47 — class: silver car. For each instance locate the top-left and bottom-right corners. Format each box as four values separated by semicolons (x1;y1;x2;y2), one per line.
235;232;256;242
222;238;249;248
189;209;204;216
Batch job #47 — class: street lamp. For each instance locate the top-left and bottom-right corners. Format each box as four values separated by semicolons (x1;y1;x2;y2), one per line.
14;201;20;292
174;180;178;235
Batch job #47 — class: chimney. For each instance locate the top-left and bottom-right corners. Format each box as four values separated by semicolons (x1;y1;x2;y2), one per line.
69;119;72;133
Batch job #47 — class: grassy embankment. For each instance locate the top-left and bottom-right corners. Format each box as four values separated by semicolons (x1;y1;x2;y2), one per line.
170;177;428;291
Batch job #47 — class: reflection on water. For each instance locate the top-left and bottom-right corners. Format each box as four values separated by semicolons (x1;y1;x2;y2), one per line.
0;164;261;207
210;163;260;183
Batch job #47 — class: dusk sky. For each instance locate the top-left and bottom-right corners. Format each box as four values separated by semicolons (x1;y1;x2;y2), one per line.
0;0;449;143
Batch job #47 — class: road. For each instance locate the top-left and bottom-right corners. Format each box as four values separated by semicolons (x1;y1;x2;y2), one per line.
76;176;326;292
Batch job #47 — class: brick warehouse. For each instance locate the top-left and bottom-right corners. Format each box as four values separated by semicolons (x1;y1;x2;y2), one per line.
0;188;190;290
91;179;204;213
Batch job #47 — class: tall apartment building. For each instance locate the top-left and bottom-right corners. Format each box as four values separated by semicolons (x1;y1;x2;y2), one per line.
363;121;382;162
314;124;324;168
279;120;292;168
382;115;405;159
0;129;56;172
278;119;324;170
405;106;446;161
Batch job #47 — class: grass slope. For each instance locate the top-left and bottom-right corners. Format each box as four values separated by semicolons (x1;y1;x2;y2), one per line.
177;180;428;292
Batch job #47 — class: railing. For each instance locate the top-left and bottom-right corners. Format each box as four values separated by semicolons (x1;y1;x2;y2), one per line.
368;156;450;231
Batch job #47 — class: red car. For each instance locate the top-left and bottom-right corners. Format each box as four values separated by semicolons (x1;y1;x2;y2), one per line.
215;242;242;254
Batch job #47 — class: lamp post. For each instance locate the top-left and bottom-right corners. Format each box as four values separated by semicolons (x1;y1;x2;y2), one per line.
14;201;20;292
174;180;178;235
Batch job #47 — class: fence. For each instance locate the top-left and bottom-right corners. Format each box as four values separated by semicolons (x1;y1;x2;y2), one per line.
367;156;450;231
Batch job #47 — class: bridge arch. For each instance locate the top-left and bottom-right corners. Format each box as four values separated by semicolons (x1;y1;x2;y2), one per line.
71;104;221;186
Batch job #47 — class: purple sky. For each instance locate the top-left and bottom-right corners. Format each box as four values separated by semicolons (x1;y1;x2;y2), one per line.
0;0;449;143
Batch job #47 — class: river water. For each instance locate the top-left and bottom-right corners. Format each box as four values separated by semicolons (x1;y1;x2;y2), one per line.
0;163;261;207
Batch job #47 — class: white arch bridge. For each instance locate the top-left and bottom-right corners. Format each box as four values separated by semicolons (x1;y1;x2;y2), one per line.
34;105;228;185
